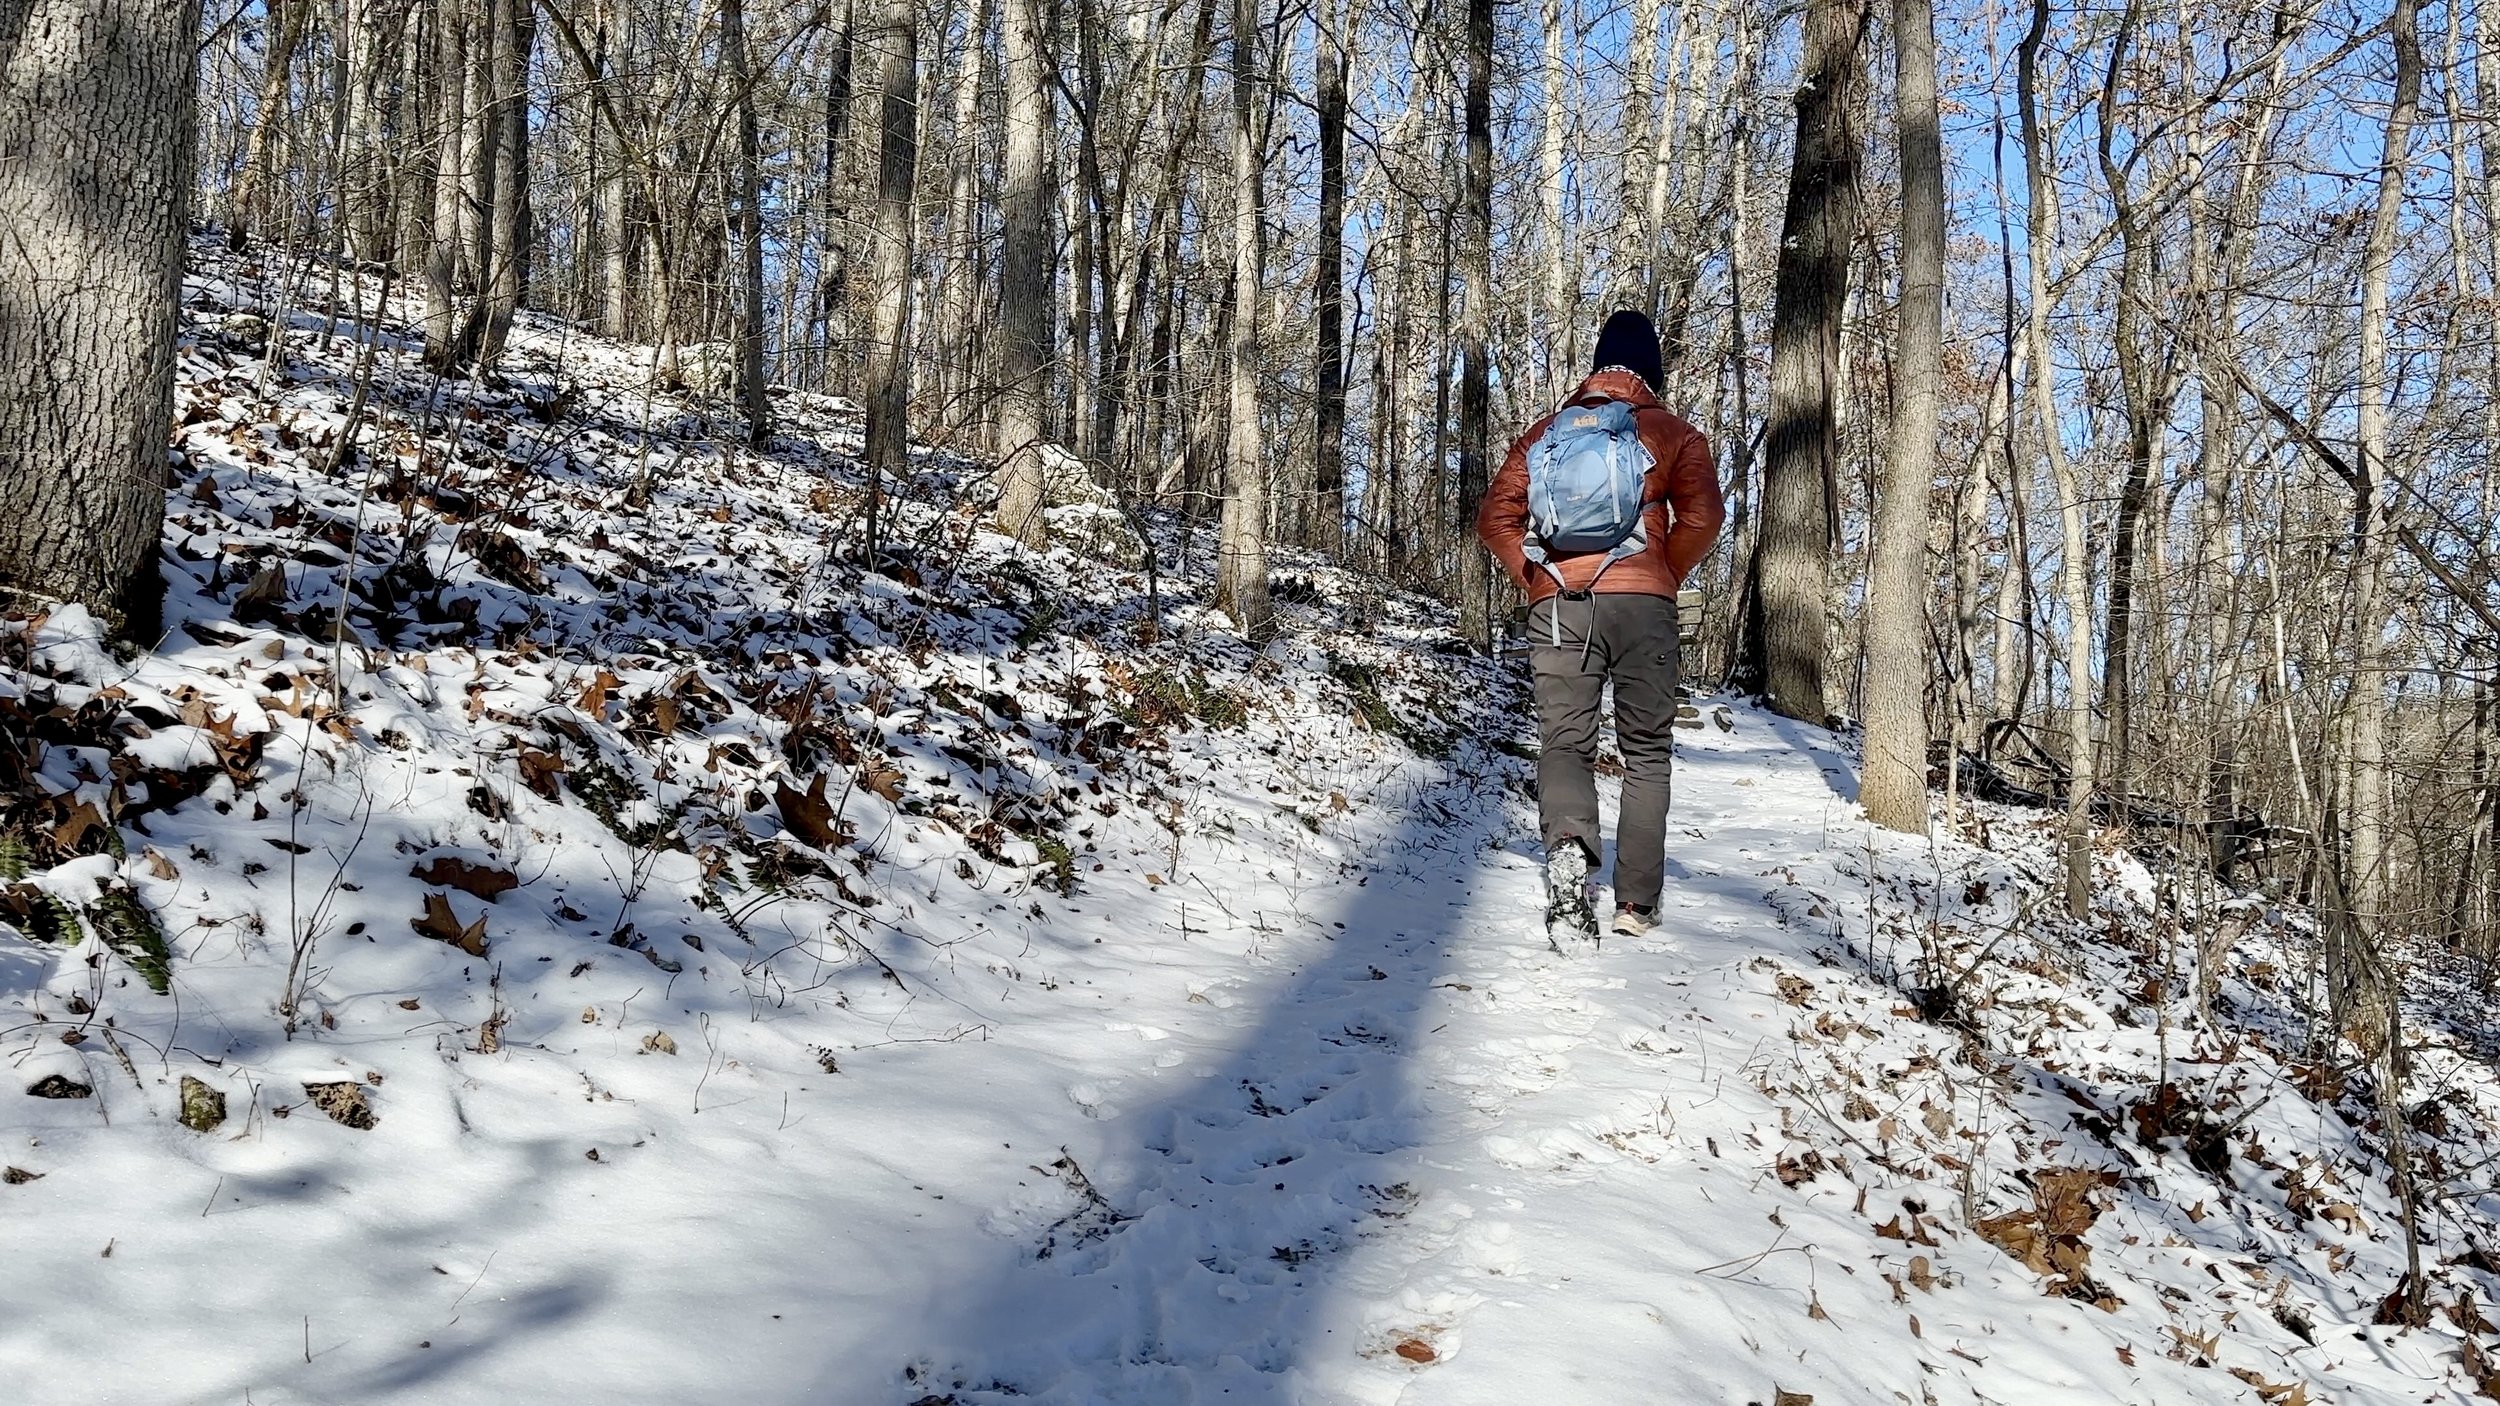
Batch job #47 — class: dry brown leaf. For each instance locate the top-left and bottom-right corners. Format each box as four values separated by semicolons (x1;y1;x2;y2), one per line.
2228;1367;2310;1403
1773;1389;1813;1406
2462;1336;2500;1401
577;668;623;718
410;857;519;902
234;561;289;623
302;1080;376;1130
516;747;566;798
775;774;850;850
411;892;489;956
51;800;107;853
1392;1338;1436;1364
2036;1168;2118;1237
857;759;907;803
1976;1211;2052;1276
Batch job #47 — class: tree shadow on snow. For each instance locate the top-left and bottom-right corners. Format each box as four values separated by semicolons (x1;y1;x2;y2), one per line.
877;764;1503;1405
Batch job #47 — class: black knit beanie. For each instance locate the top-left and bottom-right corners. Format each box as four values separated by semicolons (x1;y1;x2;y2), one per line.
1589;309;1664;393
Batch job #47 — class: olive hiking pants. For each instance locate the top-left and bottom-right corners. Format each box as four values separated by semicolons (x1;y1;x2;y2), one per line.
1528;591;1680;911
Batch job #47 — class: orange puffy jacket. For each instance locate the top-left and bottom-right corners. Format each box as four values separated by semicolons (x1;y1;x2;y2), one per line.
1474;369;1726;603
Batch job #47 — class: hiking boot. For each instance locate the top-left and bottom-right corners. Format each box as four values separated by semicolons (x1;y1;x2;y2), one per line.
1544;841;1597;942
1611;903;1658;938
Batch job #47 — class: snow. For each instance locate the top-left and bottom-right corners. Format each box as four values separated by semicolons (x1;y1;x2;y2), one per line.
5;243;2500;1405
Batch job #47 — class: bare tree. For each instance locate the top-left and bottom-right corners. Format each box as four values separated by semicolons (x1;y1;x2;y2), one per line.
2018;0;2095;916
1311;0;1348;558
472;0;533;369
725;0;773;445
860;0;920;559
1860;0;1942;833
992;0;1052;549
2339;0;2422;1035
1742;0;1871;719
1453;0;1493;651
231;0;311;249
1213;0;1272;638
0;0;201;636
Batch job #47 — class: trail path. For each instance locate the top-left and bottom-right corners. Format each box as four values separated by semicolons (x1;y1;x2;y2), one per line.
884;710;2077;1405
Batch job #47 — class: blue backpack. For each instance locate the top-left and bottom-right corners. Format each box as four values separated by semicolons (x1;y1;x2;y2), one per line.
1522;397;1657;595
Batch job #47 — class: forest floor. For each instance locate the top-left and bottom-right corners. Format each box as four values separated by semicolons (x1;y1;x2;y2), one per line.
7;244;2500;1404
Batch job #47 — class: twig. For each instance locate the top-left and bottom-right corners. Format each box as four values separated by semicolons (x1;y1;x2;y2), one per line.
1693;1232;1808;1278
446;1251;498;1324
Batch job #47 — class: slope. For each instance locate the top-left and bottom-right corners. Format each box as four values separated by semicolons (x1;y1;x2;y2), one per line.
4;246;2500;1406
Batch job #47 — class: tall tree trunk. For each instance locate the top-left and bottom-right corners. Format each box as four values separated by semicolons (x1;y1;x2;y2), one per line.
1615;0;1661;305
1740;0;1869;718
1312;0;1348;558
993;0;1053;547
940;0;990;421
425;0;472;359
2187;10;2290;880
1215;0;1273;637
231;0;311;249
1455;0;1493;650
1538;0;1573;400
342;0;400;266
2018;0;2095;916
860;0;920;559
2480;0;2500;530
459;0;495;280
724;0;771;444
0;0;200;636
2096;0;2163;802
1719;3;1756;676
595;1;635;339
1860;0;1941;833
2344;0;2420;1010
472;0;532;369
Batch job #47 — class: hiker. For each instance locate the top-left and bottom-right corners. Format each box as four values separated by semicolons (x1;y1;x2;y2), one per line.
1474;309;1727;945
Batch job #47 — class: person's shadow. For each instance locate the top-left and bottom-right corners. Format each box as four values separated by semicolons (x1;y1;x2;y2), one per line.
871;759;1508;1403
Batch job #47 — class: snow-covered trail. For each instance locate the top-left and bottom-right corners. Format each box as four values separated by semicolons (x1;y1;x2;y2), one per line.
877;709;2059;1406
15;683;2390;1406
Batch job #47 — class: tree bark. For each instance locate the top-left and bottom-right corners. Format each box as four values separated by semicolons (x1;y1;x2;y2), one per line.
424;0;472;359
2096;0;2178;801
939;0;990;422
860;0;920;559
1214;0;1273;638
1860;0;1941;833
1455;0;1493;650
724;0;771;444
595;1;635;338
2018;0;2095;916
1538;0;1573;401
2344;0;2420;1009
342;0;401;266
815;0;856;392
0;0;200;636
469;0;532;371
231;0;310;249
1741;0;1870;718
1311;0;1348;558
993;0;1053;548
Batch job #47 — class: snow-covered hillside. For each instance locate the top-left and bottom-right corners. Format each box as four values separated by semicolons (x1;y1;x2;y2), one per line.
7;247;2500;1405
